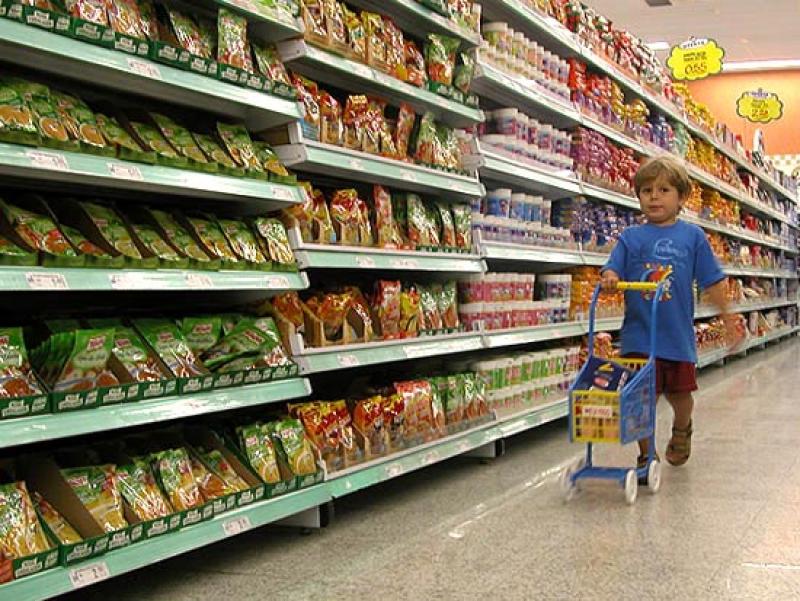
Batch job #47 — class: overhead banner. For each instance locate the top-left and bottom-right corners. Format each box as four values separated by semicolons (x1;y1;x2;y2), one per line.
666;38;725;81
736;89;784;123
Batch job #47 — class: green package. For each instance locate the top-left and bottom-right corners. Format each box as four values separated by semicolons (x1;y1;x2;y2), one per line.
133;319;206;379
252;43;291;86
184;216;239;263
51;328;118;393
0;199;77;258
0;78;40;146
52;91;108;153
116;458;173;521
217;219;268;265
150;449;203;511
80;202;142;260
0;327;44;398
438;281;459;329
136;0;160;41
219;314;243;336
451;204;472;250
217;8;252;70
236;423;281;484
61;465;128;533
196;17;217;59
270;418;316;476
87;319;166;383
216;122;262;174
166;8;208;57
434;201;456;248
60;224;113;259
446;373;464;422
251;217;294;266
151;114;210;166
253;142;291;179
201;317;291;372
193;133;239;171
424;34;460;87
181;316;223;355
0;234;36;264
200;449;249;492
130;121;187;166
10;79;76;151
453;52;475;95
128;222;183;263
95;114;155;163
148;209;212;263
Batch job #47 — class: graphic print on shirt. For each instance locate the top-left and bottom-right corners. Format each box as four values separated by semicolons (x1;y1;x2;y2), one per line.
641;262;673;300
640;237;687;301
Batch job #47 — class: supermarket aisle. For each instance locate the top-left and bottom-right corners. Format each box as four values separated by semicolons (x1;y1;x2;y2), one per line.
67;339;800;601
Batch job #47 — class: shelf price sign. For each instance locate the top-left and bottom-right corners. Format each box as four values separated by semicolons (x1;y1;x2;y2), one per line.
667;38;724;81
737;89;784;123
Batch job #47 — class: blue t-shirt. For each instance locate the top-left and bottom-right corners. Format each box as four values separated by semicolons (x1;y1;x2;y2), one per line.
602;220;725;363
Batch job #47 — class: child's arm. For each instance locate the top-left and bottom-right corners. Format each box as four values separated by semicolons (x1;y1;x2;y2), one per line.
705;279;742;348
601;236;627;291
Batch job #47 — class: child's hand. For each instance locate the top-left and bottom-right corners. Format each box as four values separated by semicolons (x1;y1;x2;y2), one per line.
601;270;620;292
722;313;744;351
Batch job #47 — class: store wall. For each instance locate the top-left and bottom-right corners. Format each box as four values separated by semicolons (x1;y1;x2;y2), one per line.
687;70;800;155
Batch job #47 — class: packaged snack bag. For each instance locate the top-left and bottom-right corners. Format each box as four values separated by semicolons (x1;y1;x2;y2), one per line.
252;43;292;86
292;74;321;131
62;465;128;533
305;291;351;340
344;7;365;60
453;52;475;95
451;204;472;249
403;41;426;87
190;457;233;500
80;202;142;260
180;316;223;355
217;219;268;265
270;418;317;475
115;459;173;521
251;217;295;267
329;400;360;464
418;284;443;330
130;121;184;164
362;99;383;155
107;325;166;383
193;133;239;172
355;195;373;246
199;450;249;492
148;209;213;264
10;80;74;150
237;423;281;484
362;12;385;66
310;187;336;243
32;492;82;545
352;395;385;452
150;449;204;510
184;215;239;263
0;328;42;400
253;142;291;180
383;17;404;78
374;280;402;338
427;379;446;434
439;281;459;329
96;114;152;161
216;122;262;174
329;189;360;245
0;482;52;559
406;194;439;248
382;393;405;448
107;0;146;38
46;328;120;392
413;112;437;164
425;34;460;86
52;92;107;152
136;0;160;41
201;317;292;372
128;221;184;263
342;95;367;150
166;8;207;57
373;185;404;248
289;403;331;458
196;17;217;59
319;91;343;146
322;0;347;47
65;0;108;25
435;202;456;247
133;319;206;378
380;118;398;158
445;373;464;423
0;79;39;146
437;124;460;169
399;285;420;336
0;234;35;264
218;8;252;71
463;372;482;419
0;199;76;258
271;292;305;329
151;114;209;166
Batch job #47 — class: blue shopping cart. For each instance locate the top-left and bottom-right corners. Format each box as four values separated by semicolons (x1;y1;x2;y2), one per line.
561;279;666;504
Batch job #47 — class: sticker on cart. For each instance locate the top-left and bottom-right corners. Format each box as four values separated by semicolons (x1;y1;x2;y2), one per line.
348;158;364;171
271;186;294;200
108;162;144;181
26;149;69;171
266;275;290;288
355;256;376;268
127;57;163;80
384;463;404;479
26;272;68;290
222;515;253;537
185;273;214;288
69;561;110;589
337;354;360;368
580;405;614;419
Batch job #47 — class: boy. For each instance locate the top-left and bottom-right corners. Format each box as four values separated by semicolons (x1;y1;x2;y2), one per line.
601;156;740;467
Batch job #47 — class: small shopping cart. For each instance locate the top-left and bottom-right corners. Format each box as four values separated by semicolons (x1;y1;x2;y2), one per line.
561;279;666;504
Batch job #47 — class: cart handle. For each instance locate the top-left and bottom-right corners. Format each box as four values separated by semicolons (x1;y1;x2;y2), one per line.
615;281;660;291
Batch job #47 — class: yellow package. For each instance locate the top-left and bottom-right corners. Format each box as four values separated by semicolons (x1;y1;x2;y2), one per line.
32;492;82;545
61;465;128;533
0;482;52;558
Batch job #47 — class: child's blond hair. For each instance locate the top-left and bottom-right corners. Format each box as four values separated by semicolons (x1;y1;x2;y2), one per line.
634;156;692;200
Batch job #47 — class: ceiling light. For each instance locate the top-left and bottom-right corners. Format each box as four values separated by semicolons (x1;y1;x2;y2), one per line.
644;0;672;6
646;41;671;51
724;59;800;72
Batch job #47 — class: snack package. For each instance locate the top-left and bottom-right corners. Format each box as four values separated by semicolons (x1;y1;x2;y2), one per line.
115;459;173;521
193;133;239;172
148;209;213;264
310;187;336;243
10;80;74;151
151;114;209;166
217;122;262;174
451;204;472;249
62;465;128;533
217;219;268;265
319;91;343;146
463;372;482;419
395;380;434;439
399;285;420;336
380;118;398;158
130;121;183;163
80;202;142;260
253;142;291;180
444;373;463;423
52;92;107;152
184;215;239;263
382;393;405;448
270;418;317;475
362;98;383;155
128;221;184;264
65;0;108;25
0;234;35;265
252;217;295;267
425;34;460;86
426;379;446;434
0;78;39;146
344;7;365;60
199;450;249;492
32;492;82;545
167;9;208;57
196;18;217;59
383;17;404;77
406;195;439;248
373;185;404;248
106;324;166;383
292;74;321;131
302;0;327;38
133;319;206;378
439;281;459;329
61;223;116;262
435;202;456;247
107;0;146;38
352;395;385;453
395;103;416;158
453;52;475;95
413;112;437;164
218;8;252;71
0;482;52;559
329;189;360;245
305;291;352;341
39;328;120;392
0;199;77;258
374;280;402;338
322;0;347;47
342;94;368;150
0;328;44;400
190;457;233;500
362;12;386;66
136;0;160;41
151;449;204;510
404;41;426;87
271;292;305;329
201;317;292;373
237;423;282;484
96;114;151;161
418;284;443;330
181;316;223;355
252;43;292;86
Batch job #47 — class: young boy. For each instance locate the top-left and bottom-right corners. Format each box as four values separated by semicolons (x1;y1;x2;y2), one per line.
601;156;740;467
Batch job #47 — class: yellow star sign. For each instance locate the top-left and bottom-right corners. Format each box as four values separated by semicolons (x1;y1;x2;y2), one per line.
667;38;725;81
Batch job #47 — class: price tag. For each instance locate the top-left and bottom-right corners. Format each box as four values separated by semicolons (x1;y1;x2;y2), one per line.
421;451;440;466
26;272;68;290
271;186;294;201
348;158;364;171
127;57;163;80
222;515;252;537
581;405;614;419
667;38;724;81
109;273;150;290
184;273;214;288
385;464;404;479
69;562;110;589
266;275;290;288
456;441;471;453
389;258;419;270
399;170;418;183
107;162;143;181
355;256;376;268
26;150;68;171
337;354;360;368
374;72;394;87
353;64;373;79
737;89;784;124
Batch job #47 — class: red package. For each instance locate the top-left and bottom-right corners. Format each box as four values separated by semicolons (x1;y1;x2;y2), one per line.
395;103;416;159
382;17;404;78
352;395;386;454
330;189;360;245
373;185;404;248
404;41;426;87
319;91;343;146
373;280;402;339
395;380;435;440
292;74;321;129
382;393;406;448
272;292;304;328
343;95;368;150
354;196;373;246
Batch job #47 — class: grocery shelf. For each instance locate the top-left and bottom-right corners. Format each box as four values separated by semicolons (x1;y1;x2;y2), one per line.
278;40;483;128
493;397;569;438
210;0;303;41
723;266;798;279
292;244;485;273
0;20;301;132
274;138;484;201
478;147;582;197
291;332;485;374
578;184;640;210
341;0;482;47
0;378;311;450
696;326;799;368
0;267;309;292
482;321;587;348
480;240;587;266
0;143;303;207
4;484;330;601
695;298;797;320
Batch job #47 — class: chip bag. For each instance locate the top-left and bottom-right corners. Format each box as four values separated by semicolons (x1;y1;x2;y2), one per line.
10;80;73;150
395;102;416;158
373;185;404;248
292;74;321;130
151;449;204;511
115;458;173;521
271;291;305;329
167;8;207;57
218;8;252;71
352;395;385;452
0;199;76;258
319;91;343;146
435;202;456;247
184;215;239;263
0;328;44;400
322;0;347;47
32;492;82;545
403;41;426;87
191;457;234;500
62;465;128;533
217;219;268;265
374;280;402;339
362;12;385;66
217;122;262;174
148;209;213;264
237;423;282;484
252;217;295;267
413;112;437;164
270;418;317;476
425;34;460;86
151;114;209;166
453;52;475;95
439;281;459;329
80;201;142;260
329;189;360;245
200;450;250;492
65;0;108;25
406;194;439;248
399;285;420;336
451;204;472;249
181;316;223;355
418;284;443;331
344;7;365;60
133;319;206;379
252;43;292;86
0;482;52;559
107;0;146;38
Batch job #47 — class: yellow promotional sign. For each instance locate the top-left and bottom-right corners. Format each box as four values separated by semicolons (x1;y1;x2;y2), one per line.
667;38;725;81
736;89;784;123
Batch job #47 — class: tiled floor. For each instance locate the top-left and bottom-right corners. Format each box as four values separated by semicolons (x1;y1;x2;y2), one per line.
65;338;800;600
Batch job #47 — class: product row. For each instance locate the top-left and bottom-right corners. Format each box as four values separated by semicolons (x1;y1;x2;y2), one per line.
0;195;297;271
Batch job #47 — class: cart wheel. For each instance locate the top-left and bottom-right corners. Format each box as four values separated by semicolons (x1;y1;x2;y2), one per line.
646;460;662;494
624;470;638;505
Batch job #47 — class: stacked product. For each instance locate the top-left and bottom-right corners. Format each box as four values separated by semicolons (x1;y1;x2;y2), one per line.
552;197;641;253
569;267;624;321
571;128;640;195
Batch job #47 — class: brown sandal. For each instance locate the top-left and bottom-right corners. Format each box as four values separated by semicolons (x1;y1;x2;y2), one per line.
666;421;693;466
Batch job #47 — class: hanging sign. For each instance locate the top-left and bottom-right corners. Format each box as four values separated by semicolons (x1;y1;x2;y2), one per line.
736;89;784;123
666;38;725;81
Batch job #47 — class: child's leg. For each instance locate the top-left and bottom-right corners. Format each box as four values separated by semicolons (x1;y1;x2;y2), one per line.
665;392;694;466
665;392;694;430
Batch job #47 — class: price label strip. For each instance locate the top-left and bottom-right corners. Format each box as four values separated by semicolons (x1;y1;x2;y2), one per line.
127;57;163;80
337;354;360;368
184;273;214;288
355;256;376;268
26;272;68;290
108;162;144;181
26;150;69;171
222;515;253;537
69;562;110;589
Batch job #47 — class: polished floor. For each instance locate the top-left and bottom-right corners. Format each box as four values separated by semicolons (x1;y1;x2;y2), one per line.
65;339;800;601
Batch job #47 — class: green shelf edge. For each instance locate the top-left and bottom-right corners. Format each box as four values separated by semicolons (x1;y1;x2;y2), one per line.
295;247;485;273
212;0;302;39
0;378;312;449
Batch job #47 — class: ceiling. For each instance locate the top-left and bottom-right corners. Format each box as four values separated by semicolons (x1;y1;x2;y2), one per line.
585;0;800;62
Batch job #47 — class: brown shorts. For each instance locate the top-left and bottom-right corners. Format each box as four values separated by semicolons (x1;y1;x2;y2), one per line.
625;354;698;395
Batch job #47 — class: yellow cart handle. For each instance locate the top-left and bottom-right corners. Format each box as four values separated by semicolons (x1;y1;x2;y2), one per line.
616;281;660;291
